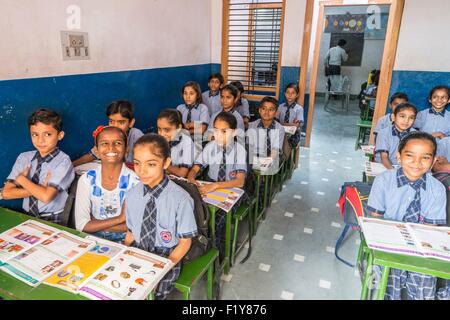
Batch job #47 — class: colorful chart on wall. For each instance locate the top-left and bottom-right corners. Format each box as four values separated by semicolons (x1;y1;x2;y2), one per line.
324;13;366;33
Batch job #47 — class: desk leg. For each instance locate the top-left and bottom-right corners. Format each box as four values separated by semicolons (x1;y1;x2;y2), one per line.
253;173;261;236
377;266;390;300
360;251;373;300
225;210;232;275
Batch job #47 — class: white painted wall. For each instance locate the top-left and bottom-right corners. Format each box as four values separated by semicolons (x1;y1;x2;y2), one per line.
394;0;450;72
211;0;223;64
0;0;212;81
281;0;307;67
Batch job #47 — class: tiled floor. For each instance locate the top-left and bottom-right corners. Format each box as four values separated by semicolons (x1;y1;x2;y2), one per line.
187;97;368;300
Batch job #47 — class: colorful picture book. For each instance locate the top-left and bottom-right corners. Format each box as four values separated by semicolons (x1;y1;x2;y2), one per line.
0;220;58;264
44;236;124;293
361;145;375;155
0;230;95;287
252;156;274;171
359;217;450;262
79;246;174;300
168;175;245;213
283;126;297;135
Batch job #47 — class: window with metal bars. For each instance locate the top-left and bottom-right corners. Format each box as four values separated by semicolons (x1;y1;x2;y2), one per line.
223;0;285;100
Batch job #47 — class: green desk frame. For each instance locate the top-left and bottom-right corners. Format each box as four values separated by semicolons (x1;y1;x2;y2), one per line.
359;235;450;300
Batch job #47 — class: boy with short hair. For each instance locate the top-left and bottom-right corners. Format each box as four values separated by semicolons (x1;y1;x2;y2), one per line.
202;73;225;116
374;92;409;137
2;108;75;224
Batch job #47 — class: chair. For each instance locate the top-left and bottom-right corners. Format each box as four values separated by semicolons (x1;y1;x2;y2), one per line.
335;181;372;267
324;75;352;112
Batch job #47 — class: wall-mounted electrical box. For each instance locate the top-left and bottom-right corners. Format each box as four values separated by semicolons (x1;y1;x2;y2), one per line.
60;31;90;60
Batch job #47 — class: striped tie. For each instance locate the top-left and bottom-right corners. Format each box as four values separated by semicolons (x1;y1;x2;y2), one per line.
403;179;424;223
218;148;227;182
28;157;46;217
139;190;158;252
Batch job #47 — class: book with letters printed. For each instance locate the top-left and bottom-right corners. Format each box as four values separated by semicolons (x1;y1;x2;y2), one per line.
44;236;124;293
0;220;58;264
168;175;245;213
79;246;174;300
0;230;95;287
360;217;450;262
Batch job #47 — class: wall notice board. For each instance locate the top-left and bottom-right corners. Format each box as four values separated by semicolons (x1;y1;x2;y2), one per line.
329;33;365;67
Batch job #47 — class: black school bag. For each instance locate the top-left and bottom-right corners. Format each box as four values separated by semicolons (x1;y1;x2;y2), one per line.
171;178;212;262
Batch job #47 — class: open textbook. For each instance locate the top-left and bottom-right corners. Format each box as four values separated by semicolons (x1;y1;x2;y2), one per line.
359;217;450;262
364;161;387;177
78;246;174;300
0;230;95;287
44;237;124;293
283;126;297;135
0;220;58;264
168;175;245;213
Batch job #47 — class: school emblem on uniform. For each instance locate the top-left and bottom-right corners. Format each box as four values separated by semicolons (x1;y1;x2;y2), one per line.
160;231;172;243
229;171;237;179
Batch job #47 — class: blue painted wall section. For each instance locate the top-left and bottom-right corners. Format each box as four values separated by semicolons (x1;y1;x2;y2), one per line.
279;66;301;104
0;63;214;209
389;70;450;113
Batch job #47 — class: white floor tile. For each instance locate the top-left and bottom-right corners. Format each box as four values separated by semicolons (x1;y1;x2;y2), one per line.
311;207;320;213
355;239;361;245
293;254;305;262
317;191;325;196
346;157;353;161
312;161;319;165
336;203;340;207
329;159;336;163
321;178;329;182
304;227;313;234
331;222;341;228
284;212;294;218
326;168;334;172
344;166;352;170
280;290;294;300
294;195;302;200
354;269;360;278
273;234;284;241
272;199;278;204
332;151;339;154
326;246;335;253
301;181;309;185
221;274;233;282
319;279;331;289
316;153;323;156
259;263;271;272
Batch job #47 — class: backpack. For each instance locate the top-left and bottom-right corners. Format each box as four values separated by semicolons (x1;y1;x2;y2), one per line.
433;172;450;227
171;178;212;262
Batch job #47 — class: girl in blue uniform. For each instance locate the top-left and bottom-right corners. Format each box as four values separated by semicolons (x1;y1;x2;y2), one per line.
124;134;198;300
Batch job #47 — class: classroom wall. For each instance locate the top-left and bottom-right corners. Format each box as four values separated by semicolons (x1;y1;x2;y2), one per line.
0;0;215;209
311;5;388;95
389;0;450;111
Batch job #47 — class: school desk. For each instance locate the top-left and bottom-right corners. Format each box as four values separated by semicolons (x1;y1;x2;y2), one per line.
0;207;88;300
359;235;450;300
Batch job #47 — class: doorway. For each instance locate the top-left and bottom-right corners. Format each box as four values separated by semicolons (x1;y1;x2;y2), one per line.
299;0;405;148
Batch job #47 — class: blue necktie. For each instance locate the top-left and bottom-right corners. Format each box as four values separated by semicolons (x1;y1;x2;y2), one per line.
403;179;424;223
266;128;272;157
218;148;227;182
139;188;158;252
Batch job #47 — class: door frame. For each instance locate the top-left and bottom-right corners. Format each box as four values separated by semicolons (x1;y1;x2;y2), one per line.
299;0;405;147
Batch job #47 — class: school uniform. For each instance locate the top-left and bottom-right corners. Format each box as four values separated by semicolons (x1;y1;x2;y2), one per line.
247;119;285;158
74;164;140;242
6;148;75;223
437;136;450;159
169;131;196;168
89;127;143;163
195;140;247;256
126;177;198;300
235;98;251;119
176;103;210;128
414;108;450;136
368;168;446;300
374;113;392;135
374;124;416;166
125;127;144;163
208;108;246;132
202;90;222;116
277;102;304;147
